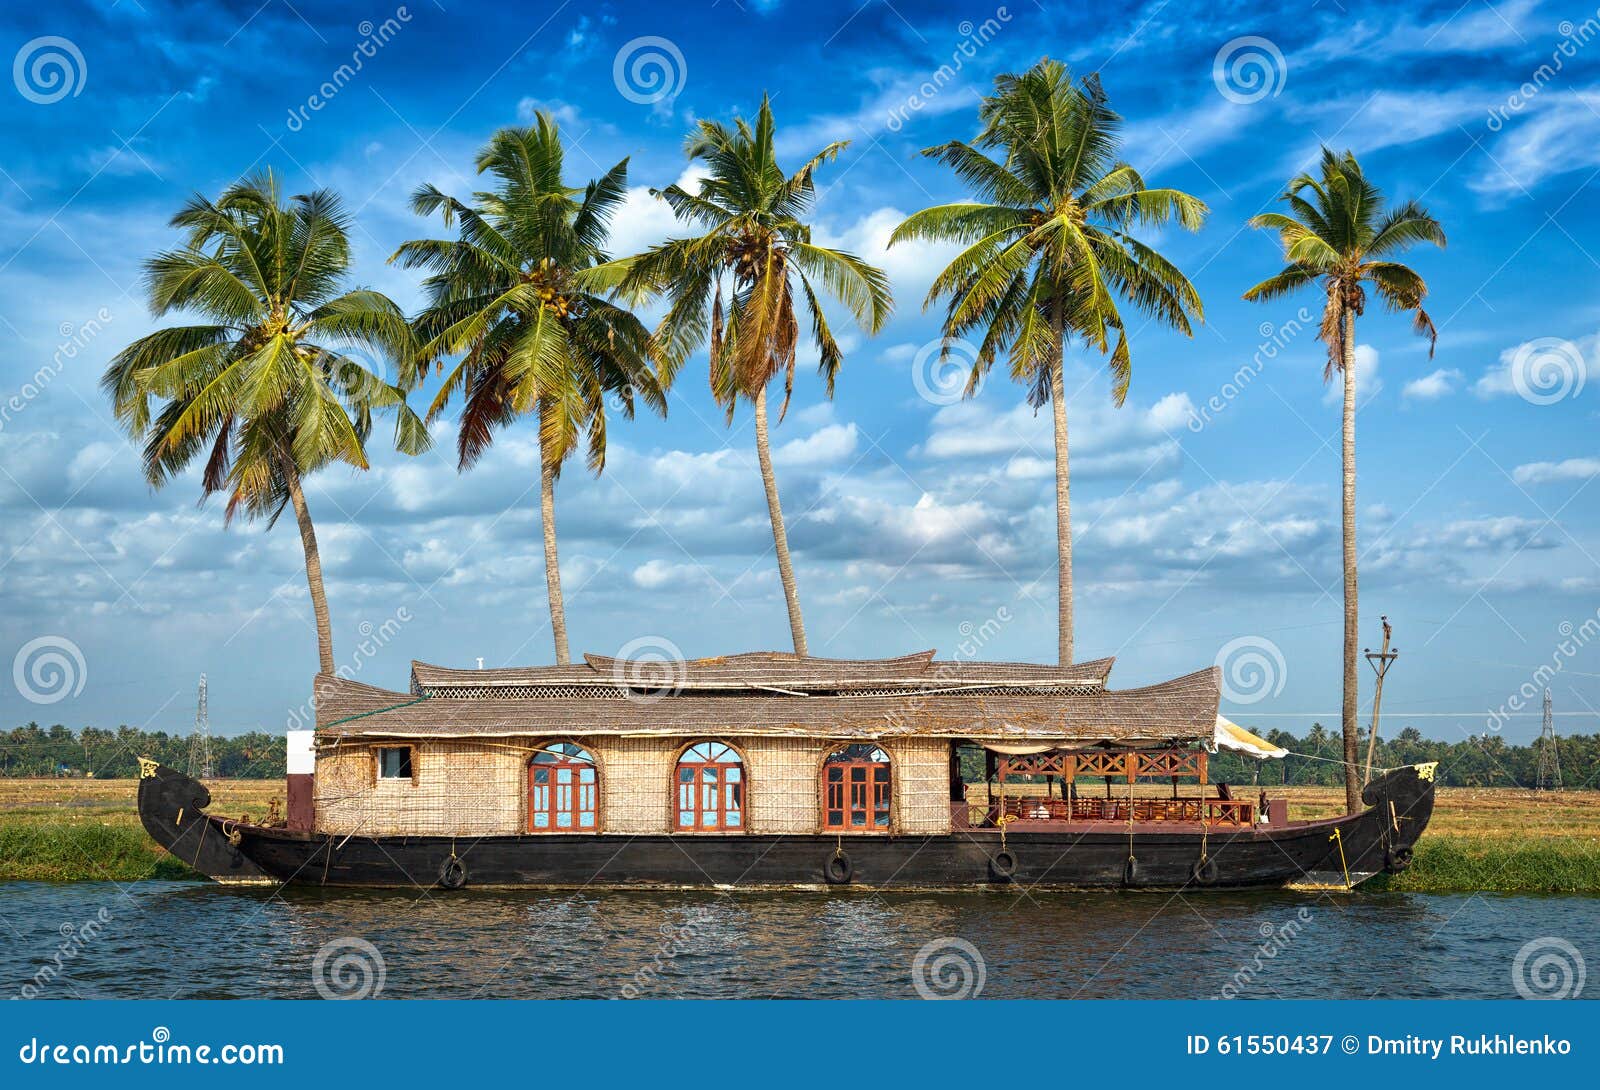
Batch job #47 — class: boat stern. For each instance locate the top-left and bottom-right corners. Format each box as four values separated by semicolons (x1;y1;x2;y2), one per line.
1361;762;1438;872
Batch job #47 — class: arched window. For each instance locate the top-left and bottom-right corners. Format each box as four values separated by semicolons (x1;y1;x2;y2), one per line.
822;744;891;831
528;742;597;832
675;742;743;832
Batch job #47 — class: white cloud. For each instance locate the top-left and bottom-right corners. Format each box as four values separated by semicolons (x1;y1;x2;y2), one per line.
1512;458;1600;486
603;167;703;258
1402;367;1463;400
815;205;961;306
1472;90;1600;200
773;423;858;467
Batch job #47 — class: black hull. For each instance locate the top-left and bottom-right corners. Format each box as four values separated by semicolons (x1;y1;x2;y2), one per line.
137;763;1434;891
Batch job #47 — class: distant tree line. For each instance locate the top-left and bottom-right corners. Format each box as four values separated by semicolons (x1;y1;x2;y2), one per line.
1;724;286;779
954;725;1593;791
1208;725;1593;790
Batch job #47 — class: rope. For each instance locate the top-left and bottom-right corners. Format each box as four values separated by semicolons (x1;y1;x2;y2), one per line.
1280;747;1397;773
1125;775;1135;865
1328;828;1352;891
320;696;428;730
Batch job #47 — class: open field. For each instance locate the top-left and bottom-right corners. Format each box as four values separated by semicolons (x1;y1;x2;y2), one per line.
2;778;1598;891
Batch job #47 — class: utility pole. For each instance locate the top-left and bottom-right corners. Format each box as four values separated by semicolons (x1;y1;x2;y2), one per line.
1362;616;1398;787
187;673;212;780
1536;689;1562;791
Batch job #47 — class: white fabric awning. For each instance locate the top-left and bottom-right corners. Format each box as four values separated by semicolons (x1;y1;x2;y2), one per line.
1212;715;1287;759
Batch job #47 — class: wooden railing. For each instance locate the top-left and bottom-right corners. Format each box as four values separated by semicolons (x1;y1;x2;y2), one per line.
996;795;1254;827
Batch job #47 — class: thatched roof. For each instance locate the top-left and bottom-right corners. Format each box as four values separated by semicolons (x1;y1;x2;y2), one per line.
312;652;1219;746
408;650;1116;696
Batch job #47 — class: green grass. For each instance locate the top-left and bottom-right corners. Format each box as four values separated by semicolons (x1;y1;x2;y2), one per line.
1369;835;1600;894
0;820;199;882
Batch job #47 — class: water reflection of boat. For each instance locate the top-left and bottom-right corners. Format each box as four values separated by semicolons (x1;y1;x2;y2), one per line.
136;651;1434;891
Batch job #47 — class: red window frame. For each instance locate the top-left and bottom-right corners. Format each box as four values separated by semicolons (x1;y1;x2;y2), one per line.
674;742;744;832
822;745;891;831
528;743;597;832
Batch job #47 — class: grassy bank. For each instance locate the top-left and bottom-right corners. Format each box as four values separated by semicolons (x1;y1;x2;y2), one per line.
2;778;1598;891
0;778;280;882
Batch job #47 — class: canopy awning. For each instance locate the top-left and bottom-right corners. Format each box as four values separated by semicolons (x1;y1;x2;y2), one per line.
1212;715;1287;759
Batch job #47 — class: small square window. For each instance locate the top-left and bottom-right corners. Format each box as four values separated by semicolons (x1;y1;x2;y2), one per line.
378;747;413;780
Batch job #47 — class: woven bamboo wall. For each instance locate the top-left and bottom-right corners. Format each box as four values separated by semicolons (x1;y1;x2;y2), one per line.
311;734;953;837
742;736;824;833
313;740;524;837
600;736;674;834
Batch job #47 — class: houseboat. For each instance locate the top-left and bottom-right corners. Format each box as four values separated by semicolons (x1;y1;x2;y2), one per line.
136;650;1435;890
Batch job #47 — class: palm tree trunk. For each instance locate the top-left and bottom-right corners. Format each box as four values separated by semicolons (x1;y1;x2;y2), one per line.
540;456;572;666
284;471;335;676
1340;309;1361;814
754;384;808;656
1048;306;1073;666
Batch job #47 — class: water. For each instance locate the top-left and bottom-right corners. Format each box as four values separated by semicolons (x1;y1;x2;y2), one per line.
2;882;1593;999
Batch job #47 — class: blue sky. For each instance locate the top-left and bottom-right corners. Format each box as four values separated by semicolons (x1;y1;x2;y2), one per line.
1;0;1598;746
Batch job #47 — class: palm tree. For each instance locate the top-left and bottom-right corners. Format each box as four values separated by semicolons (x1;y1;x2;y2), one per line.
103;171;429;675
890;60;1207;665
1244;147;1444;813
608;95;892;655
393;116;664;665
